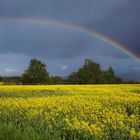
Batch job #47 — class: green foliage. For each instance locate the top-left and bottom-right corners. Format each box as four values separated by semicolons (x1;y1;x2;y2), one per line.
77;59;102;84
124;80;139;84
21;59;49;85
68;59;122;84
3;58;138;85
49;76;64;84
1;77;21;85
68;72;79;84
0;123;59;140
0;76;2;82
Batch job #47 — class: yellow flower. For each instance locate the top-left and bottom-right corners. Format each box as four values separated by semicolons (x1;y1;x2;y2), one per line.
130;128;136;137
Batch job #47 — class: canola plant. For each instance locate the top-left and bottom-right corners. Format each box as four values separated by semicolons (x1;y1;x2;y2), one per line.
0;85;140;140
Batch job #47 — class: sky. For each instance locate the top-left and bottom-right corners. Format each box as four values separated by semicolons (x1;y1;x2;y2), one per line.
0;0;140;79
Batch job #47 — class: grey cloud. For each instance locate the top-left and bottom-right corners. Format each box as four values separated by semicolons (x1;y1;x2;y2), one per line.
84;0;140;55
0;21;129;59
0;0;140;77
0;22;90;58
0;0;140;56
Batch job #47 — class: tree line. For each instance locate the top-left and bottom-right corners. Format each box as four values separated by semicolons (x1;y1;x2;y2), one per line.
0;59;139;84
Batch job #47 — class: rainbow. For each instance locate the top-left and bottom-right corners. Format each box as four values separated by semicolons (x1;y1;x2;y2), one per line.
0;17;140;62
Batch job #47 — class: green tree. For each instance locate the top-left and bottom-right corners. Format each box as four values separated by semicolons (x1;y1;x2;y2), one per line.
21;59;49;84
0;76;2;82
67;59;123;84
115;77;123;84
68;72;79;84
78;59;102;84
105;67;116;84
97;72;108;84
99;67;122;84
49;76;64;84
68;59;102;84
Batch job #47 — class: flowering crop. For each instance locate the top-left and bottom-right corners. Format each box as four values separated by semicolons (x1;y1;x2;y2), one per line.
0;85;140;140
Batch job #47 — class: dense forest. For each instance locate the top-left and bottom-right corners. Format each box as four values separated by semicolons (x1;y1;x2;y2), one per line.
0;59;139;85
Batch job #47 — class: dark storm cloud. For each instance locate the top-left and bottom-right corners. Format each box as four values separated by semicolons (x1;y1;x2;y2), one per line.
0;0;139;55
84;0;140;55
0;0;140;77
0;21;129;59
0;22;91;58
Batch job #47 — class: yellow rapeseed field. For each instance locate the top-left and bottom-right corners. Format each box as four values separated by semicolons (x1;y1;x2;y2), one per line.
0;85;140;140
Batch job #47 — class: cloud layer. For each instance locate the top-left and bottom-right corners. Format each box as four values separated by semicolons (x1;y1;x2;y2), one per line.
0;0;140;77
